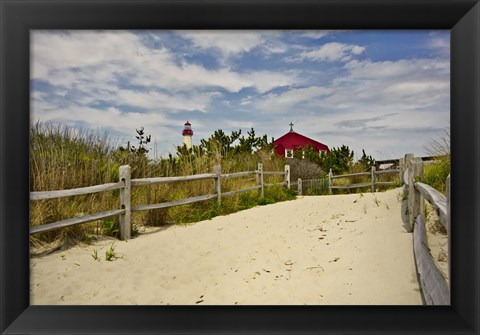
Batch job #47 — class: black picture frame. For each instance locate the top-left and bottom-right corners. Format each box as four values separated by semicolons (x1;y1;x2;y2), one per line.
1;0;479;334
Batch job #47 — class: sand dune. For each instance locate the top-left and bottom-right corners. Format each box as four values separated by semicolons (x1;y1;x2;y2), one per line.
30;188;423;305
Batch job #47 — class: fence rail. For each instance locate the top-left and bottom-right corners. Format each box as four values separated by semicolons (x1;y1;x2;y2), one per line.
330;171;370;179
413;182;448;232
30;182;125;200
403;153;450;305
292;178;329;196
220;171;257;180
29;209;126;235
131;173;217;186
328;166;400;194
263;171;287;176
30;163;289;240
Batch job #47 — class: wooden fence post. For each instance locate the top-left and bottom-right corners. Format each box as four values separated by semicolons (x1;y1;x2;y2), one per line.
446;174;451;287
328;169;333;194
371;166;376;193
404;153;414;183
399;157;405;185
417;158;425;223
119;165;131;240
298;178;302;196
214;164;221;206
403;153;413;224
408;157;424;232
284;165;291;189
408;158;414;232
258;163;264;197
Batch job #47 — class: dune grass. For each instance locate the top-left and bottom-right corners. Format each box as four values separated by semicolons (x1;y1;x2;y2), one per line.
423;156;450;194
30;121;295;250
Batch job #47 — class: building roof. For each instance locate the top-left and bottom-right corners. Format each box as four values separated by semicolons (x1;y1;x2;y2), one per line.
274;123;329;154
274;131;329;152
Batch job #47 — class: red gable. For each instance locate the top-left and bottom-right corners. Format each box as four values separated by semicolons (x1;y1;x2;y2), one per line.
274;128;329;157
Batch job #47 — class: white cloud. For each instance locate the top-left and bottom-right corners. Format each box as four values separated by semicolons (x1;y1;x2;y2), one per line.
383;81;449;96
342;59;449;81
177;30;292;60
30;30;450;159
331;58;450;112
257;86;332;112
428;32;449;49
295;42;365;62
31;30;301;127
244;70;298;93
31;31;144;79
177;31;264;57
253;56;449;148
113;90;220;112
33;102;176;142
239;96;253;106
298;31;331;39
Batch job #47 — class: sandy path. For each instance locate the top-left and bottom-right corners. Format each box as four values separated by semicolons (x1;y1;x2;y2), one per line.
30;188;422;305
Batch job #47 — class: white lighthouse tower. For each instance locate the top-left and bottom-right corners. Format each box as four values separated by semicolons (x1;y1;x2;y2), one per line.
182;121;193;149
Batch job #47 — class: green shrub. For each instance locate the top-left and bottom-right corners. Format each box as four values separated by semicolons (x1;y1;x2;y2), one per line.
257;197;275;206
423;157;450;193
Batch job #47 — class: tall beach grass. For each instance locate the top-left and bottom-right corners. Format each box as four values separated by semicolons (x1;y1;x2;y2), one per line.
423;156;450;194
30;121;295;250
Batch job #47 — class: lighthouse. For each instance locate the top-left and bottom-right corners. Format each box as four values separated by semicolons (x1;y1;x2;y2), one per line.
182;121;193;149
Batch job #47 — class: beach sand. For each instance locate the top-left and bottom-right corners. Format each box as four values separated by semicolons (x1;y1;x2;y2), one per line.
30;188;423;305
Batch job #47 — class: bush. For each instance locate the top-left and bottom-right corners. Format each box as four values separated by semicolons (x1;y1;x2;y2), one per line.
423;156;450;193
423;127;450;193
288;158;324;181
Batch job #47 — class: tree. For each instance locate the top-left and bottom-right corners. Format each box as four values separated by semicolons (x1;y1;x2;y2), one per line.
119;127;151;156
198;129;241;157
235;128;271;154
319;145;354;175
115;127;152;178
358;149;375;170
177;127;273;158
292;143;322;165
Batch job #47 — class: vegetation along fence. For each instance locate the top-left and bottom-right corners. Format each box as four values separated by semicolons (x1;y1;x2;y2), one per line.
30;164;290;240
328;166;400;194
402;153;450;306
30;151;450;306
291;178;329;196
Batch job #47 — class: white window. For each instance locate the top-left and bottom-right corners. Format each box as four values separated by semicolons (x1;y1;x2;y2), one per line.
285;149;293;158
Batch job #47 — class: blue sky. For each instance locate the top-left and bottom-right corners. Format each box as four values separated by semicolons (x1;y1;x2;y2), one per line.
31;30;450;160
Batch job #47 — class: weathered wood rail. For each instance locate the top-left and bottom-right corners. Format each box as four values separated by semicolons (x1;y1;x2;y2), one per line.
30;180;129;235
403;153;450;305
30;163;290;240
328;167;400;194
291;178;329;196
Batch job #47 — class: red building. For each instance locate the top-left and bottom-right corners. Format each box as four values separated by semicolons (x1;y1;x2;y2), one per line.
274;123;329;158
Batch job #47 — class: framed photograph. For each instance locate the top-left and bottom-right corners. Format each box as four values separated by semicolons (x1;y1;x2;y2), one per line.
1;0;479;334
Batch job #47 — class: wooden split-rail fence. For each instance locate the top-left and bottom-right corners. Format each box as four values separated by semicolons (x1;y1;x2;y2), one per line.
297;154;451;306
30;154;450;306
328;166;400;194
291;178;329;196
325;154;451;305
30;164;290;240
290;165;400;196
402;153;450;306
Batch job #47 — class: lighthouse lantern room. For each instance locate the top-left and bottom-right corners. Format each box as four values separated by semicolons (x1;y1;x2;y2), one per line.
182;121;193;149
